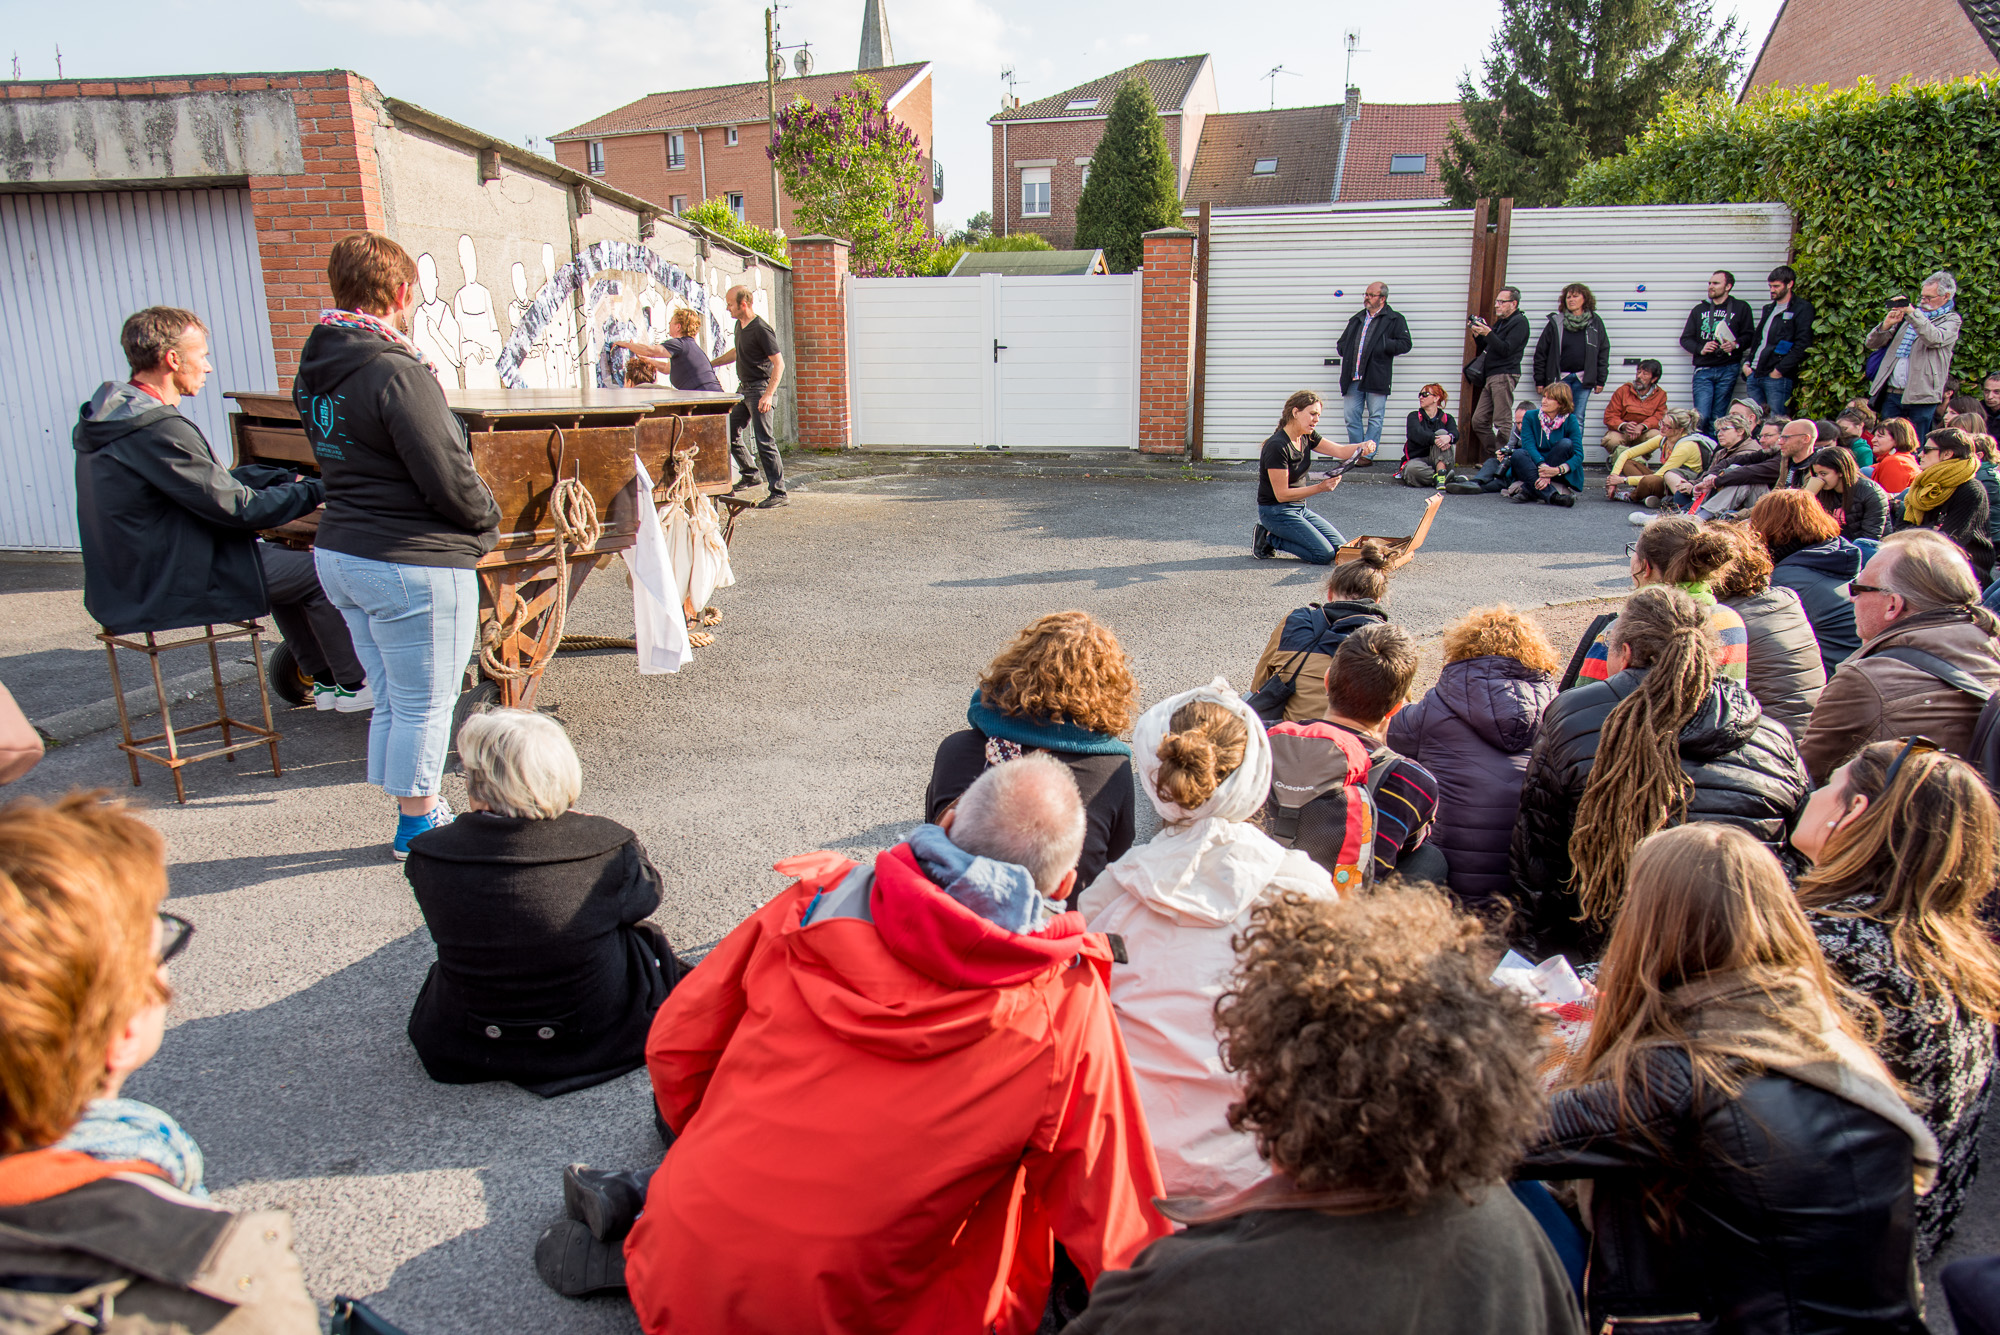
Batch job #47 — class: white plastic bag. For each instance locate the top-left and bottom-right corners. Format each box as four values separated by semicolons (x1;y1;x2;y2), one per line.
623;452;691;674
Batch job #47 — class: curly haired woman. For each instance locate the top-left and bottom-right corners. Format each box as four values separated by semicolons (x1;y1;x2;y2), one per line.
1069;883;1580;1335
926;610;1138;897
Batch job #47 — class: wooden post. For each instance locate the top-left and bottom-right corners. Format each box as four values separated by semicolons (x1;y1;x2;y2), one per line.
1458;197;1492;438
1190;203;1212;463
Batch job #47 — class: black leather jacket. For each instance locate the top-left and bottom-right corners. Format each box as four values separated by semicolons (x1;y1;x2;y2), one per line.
1519;1049;1925;1335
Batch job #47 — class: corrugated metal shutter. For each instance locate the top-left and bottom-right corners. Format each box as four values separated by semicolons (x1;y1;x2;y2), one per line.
0;188;276;551
849;276;991;447
1501;204;1795;459
1202;207;1477;460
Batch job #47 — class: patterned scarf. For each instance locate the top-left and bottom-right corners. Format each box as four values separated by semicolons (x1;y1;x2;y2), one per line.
318;307;438;375
1539;410;1569;436
1896;298;1953;361
1904;455;1978;524
1562;310;1593;332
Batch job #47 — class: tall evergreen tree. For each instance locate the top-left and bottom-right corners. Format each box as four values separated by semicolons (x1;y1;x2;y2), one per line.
1441;0;1744;207
1073;78;1182;272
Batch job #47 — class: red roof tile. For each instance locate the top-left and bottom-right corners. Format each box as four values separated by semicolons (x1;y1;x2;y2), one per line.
1331;103;1460;203
554;62;929;139
990;56;1210;122
1182;101;1459;208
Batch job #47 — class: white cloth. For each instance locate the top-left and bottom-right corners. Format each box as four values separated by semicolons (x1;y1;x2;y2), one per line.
669;494;736;610
622;452;691;674
1079;677;1336;1199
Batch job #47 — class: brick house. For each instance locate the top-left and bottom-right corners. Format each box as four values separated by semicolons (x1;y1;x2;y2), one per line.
1181;96;1460;210
1741;0;1998;94
551;63;937;235
988;56;1219;247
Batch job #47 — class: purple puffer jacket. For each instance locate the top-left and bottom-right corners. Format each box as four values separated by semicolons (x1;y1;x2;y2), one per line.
1386;655;1557;906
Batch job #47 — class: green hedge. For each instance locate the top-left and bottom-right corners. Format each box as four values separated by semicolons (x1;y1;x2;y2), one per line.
1569;77;1999;419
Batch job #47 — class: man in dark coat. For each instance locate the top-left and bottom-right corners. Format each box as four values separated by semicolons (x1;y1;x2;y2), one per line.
1467;286;1529;458
1743;264;1815;418
1679;270;1757;435
73;306;365;705
1335;281;1413;458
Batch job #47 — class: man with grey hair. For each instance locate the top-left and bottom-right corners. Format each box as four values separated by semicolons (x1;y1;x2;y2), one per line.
1798;528;2000;782
536;753;1168;1327
1867;271;1961;439
1335;281;1411;457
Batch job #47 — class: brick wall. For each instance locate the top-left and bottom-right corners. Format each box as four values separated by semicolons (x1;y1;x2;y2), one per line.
788;235;851;449
988;111;1184;247
1745;0;1996;92
1138;227;1195;455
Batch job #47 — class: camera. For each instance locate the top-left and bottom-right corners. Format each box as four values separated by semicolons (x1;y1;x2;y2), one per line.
1887;296;1912;309
1468;315;1483;328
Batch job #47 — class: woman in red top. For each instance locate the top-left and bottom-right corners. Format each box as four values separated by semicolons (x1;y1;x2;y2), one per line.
1871;416;1923;493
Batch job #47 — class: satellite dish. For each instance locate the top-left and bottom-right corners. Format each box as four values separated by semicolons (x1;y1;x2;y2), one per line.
793;47;814;76
769;52;786;80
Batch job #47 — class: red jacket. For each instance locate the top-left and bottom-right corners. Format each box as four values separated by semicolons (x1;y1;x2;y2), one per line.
626;844;1169;1334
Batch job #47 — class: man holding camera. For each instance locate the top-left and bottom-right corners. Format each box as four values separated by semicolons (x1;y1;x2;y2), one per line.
1679;270;1756;435
1866;272;1961;439
1467;287;1529;459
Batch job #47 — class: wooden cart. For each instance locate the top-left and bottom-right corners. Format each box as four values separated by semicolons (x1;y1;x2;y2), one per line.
227;386;742;712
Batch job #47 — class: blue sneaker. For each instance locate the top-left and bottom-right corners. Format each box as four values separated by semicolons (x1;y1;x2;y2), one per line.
393;798;454;861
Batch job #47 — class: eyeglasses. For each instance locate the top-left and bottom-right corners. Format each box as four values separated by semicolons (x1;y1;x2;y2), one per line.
1879;736;1942;792
157;911;194;966
1849;581;1894;596
1625;540;1642;556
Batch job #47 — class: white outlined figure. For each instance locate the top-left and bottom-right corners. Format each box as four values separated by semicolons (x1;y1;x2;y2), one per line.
541;242;580;387
454;234;504;389
506;261;546;388
411;252;462;390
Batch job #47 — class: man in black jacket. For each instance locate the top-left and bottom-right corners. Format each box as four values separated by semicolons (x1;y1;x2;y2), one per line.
73;307;366;707
1743;265;1814;419
1680;270;1757;435
1467;287;1528;458
1335;282;1412;458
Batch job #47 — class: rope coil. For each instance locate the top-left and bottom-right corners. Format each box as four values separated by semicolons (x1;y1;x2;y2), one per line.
479;428;603;683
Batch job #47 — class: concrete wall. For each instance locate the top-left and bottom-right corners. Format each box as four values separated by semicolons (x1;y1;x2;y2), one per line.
0;88;305;187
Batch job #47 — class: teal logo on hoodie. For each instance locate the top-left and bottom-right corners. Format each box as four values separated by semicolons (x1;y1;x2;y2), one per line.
306;394;342;459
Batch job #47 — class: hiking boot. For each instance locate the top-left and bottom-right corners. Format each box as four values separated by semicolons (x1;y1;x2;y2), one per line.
562;1164;654;1243
1251;524;1275;559
393;799;454;861
1444;479;1486;496
732;474;761;492
754;491;790;509
1548;490;1575;507
535;1220;627;1298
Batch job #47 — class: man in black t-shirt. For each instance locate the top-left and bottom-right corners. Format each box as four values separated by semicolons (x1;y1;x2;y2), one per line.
713;286;788;508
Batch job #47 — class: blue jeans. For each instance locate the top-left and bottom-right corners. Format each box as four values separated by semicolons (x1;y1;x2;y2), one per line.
1507;451;1574;501
315;550;479;798
1343;389;1388;446
1258;503;1344;565
1881;393;1937;439
1744;373;1793;417
1561;377;1593;432
1690;365;1738;434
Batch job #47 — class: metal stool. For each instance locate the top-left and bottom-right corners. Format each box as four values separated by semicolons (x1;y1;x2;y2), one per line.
97;621;283;803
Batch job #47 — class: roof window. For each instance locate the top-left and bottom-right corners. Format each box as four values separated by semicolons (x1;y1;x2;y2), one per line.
1065;98;1100;111
1389;154;1427;174
1252;158;1278;175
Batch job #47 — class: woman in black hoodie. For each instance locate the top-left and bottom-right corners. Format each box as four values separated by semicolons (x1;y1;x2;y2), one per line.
294;233;502;858
1248;542;1394;724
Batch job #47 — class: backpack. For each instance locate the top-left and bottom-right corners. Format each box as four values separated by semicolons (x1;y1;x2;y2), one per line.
1262;720;1401;890
1869;645;2000;795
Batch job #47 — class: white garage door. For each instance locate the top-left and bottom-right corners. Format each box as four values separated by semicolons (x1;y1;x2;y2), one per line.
0;188;277;550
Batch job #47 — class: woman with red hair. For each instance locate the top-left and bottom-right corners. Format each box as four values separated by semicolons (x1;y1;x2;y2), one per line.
1398;383;1459;486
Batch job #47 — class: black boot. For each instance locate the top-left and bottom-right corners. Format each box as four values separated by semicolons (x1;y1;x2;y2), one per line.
535;1219;627;1297
562;1164;656;1242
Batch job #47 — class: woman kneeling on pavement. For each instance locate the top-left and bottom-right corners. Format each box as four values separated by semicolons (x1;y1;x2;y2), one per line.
1252;390;1374;563
404;709;687;1097
1504;383;1583;506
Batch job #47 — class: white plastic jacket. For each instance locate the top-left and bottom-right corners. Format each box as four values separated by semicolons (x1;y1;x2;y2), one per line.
1079;678;1336;1199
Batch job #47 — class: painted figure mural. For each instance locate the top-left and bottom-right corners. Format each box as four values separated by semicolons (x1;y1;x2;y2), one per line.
410;252;462;390
454;234;505;389
495;240;734;391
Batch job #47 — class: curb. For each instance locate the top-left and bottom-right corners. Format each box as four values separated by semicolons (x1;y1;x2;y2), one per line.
35;653;268;747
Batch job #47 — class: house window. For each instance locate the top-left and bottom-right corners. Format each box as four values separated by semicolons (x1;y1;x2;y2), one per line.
1021;167;1051;217
727;192;746;221
670;194;688;214
668;133;686;169
1065;98;1099;111
1389;154;1427;174
1252;157;1278;175
1079;163;1091;191
586;141;605;175
725;126;739;147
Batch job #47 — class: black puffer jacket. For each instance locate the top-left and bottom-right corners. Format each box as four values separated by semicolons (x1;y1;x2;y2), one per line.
1771;539;1862;677
1507;672;1810;960
1519;1048;1925;1335
1722;586;1825;742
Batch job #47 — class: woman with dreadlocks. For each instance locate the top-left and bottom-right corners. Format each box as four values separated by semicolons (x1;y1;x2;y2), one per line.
1507;585;1809;962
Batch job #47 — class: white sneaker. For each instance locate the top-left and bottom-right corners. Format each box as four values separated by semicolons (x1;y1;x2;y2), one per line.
330;683;375;713
1629;510;1657;527
312;683;338;711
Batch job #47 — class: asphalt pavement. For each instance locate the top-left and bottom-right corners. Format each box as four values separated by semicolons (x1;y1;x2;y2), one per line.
3;470;1986;1332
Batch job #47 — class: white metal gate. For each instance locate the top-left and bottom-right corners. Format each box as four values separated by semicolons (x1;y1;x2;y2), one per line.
0;188;277;550
849;273;1139;449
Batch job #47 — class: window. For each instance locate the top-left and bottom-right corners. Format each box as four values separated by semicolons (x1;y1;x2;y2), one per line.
1065;98;1100;111
586;140;605;175
724;126;739;147
1251;157;1278;175
1079;163;1090;191
668;133;685;169
1021;167;1051;217
727;192;746;221
1389;154;1427;174
670;194;688;214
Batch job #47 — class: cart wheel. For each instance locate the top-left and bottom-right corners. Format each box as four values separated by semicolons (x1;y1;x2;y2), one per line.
450;680;502;755
267;641;312;707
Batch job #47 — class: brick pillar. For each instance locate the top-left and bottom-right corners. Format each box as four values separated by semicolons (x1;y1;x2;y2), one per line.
1138;227;1196;455
788;235;852;450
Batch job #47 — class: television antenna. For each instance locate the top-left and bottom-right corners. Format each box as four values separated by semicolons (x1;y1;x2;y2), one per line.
1343;30;1370;90
1000;65;1029;106
792;45;814;76
1261;65;1302;110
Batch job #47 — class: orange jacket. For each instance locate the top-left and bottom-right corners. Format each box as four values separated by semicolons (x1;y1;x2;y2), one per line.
626;845;1170;1334
1602;381;1668;431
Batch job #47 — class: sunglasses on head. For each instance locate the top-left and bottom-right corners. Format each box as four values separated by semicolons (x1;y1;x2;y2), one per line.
1878;736;1942;792
1849;580;1894;597
157;911;194;966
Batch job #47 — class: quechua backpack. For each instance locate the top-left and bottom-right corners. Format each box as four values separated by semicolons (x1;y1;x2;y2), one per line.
1262;720;1400;890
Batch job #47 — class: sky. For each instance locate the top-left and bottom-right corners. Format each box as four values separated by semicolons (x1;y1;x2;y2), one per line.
7;0;1784;231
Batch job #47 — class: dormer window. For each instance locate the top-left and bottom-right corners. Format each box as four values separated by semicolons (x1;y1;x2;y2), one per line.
1252;158;1278;175
1065;98;1100;111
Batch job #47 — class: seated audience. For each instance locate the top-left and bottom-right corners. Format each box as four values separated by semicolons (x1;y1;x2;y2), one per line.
553;756;1169;1329
1944;1254;2000;1335
1748;489;1862;676
1505;383;1583;506
1266;624;1443;885
1607;406;1707;505
403;709;685;1096
0;793;318;1328
1756;416;1788;451
1517;823;1932;1335
1080;682;1335;1199
1070;884;1581;1335
1798;529;2000;783
1511;586;1808;962
1682;413;1775;517
1837;405;1879;465
1792;740;2000;1259
1599;359;1669;480
1698;415;1817;520
1895;427;1994;583
1806;443;1891;542
1396;382;1458;486
927;610;1137;895
1871;417;1922;493
1386;605;1559;908
1248;540;1393;724
1953;419;2000;554
1574;518;1747;684
1710;523;1826;740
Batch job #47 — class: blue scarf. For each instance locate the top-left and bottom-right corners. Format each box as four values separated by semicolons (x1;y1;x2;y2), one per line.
1896;298;1953;361
54;1097;208;1198
966;689;1132;757
906;823;1059;933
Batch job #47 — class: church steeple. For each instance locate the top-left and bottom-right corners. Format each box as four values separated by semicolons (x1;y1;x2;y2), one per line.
857;0;894;70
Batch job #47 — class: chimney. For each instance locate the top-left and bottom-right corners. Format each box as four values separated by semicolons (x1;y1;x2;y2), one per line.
1332;85;1362;203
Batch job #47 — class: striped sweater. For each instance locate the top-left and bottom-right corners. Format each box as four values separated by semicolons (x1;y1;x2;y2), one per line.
1576;586;1749;684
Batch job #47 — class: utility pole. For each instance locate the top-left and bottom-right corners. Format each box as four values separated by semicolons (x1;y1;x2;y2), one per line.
765;8;782;230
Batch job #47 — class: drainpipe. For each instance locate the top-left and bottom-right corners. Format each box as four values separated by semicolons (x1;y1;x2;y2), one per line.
1330;85;1361;204
1001;118;1009;234
698;126;708;202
